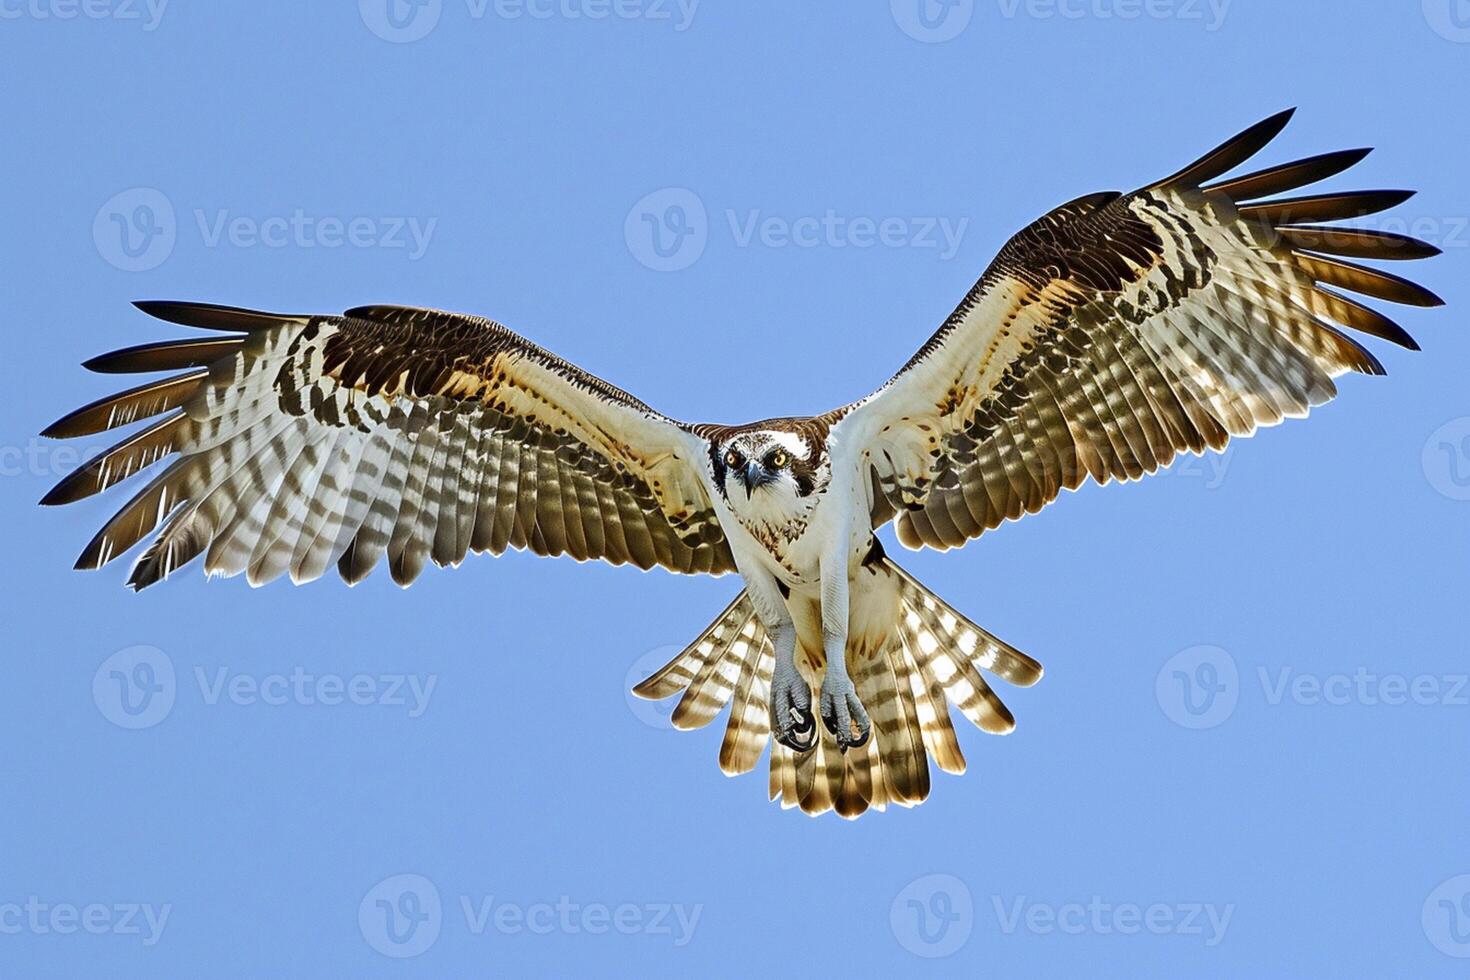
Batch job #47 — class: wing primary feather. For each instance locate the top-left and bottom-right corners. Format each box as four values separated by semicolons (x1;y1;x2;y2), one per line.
1155;108;1296;188
1277;225;1441;261
83;337;245;374
1296;254;1445;308
1205;148;1372;202
40;413;187;505
1310;287;1421;351
132;300;306;333
1238;190;1416;226
41;371;206;438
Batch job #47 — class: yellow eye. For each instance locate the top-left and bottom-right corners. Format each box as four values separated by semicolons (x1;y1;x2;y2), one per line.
725;449;741;467
770;449;789;468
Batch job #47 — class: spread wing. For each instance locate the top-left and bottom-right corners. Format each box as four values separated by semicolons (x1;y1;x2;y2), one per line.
42;302;735;587
837;109;1444;551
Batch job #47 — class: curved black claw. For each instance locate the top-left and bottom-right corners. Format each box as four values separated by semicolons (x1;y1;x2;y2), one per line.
820;675;872;753
784;705;817;752
771;675;817;753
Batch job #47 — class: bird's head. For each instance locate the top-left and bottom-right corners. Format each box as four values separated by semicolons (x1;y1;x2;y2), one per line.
711;426;828;528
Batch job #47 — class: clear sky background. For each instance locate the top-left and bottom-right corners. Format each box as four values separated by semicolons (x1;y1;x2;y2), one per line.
3;1;1468;976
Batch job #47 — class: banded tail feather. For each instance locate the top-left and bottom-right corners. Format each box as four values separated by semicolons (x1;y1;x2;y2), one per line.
632;558;1040;818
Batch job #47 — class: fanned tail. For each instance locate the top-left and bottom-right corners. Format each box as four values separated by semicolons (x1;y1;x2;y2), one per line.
632;558;1041;818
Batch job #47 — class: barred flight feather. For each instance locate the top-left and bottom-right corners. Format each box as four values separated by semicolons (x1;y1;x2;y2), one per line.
839;108;1441;553
43;302;736;588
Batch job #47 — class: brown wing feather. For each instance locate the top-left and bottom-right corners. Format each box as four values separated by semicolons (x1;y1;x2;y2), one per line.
43;303;734;587
841;111;1442;551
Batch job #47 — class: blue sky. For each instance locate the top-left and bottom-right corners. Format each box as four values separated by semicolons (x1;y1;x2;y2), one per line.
3;1;1468;976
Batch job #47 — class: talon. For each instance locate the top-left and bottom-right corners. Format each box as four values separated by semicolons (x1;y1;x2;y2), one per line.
787;706;816;751
789;719;817;753
770;672;817;754
819;675;871;750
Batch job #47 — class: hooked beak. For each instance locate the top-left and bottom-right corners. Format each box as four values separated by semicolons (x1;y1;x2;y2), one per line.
740;460;775;495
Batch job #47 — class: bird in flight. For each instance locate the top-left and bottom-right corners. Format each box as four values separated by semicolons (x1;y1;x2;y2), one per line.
43;110;1441;817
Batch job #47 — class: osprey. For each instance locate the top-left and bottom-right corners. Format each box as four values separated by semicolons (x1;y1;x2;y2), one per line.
42;110;1442;817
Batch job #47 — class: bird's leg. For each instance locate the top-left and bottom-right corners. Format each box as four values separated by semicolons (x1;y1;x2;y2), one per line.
819;550;870;751
741;570;814;752
767;619;815;753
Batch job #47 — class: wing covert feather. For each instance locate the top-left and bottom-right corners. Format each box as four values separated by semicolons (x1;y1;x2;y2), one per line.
836;110;1441;551
43;303;735;586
